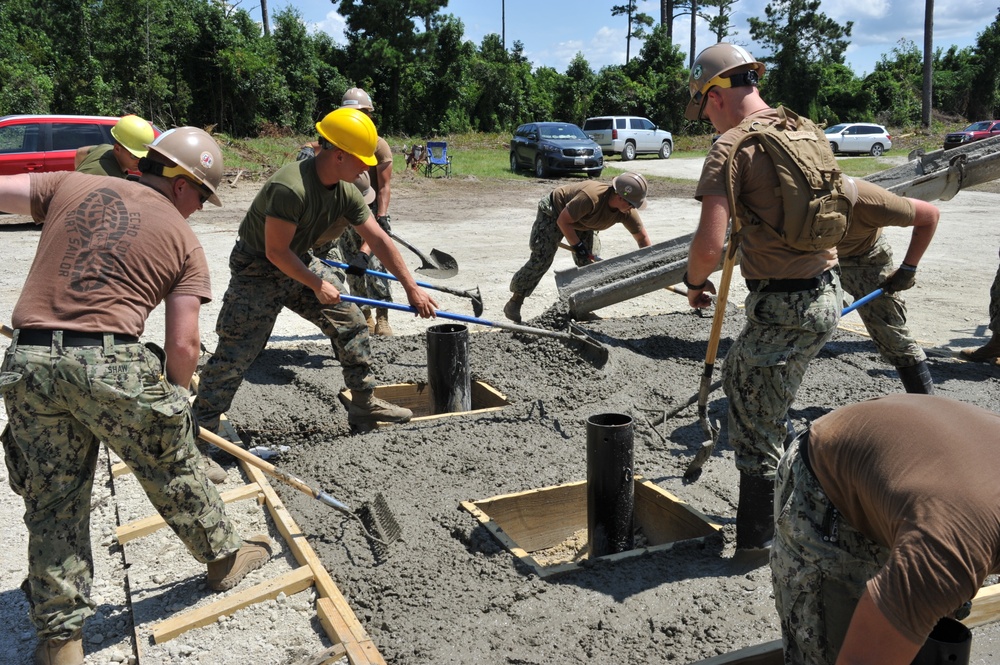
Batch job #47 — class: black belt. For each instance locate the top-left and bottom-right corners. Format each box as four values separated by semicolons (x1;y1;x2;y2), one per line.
17;329;139;347
234;239;269;258
746;269;834;293
798;431;815;479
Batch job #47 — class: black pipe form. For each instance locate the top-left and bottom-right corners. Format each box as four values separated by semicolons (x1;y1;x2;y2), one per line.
586;413;635;558
427;323;472;415
910;617;972;665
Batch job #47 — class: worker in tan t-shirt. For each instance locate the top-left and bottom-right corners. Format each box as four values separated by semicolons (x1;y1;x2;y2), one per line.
0;128;270;665
837;179;940;393
683;43;842;552
772;394;1000;664
504;173;652;323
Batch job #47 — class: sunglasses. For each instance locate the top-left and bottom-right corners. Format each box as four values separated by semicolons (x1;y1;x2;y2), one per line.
183;177;211;204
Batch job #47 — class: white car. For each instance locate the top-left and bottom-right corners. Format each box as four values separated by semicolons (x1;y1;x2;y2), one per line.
582;115;673;161
824;122;892;156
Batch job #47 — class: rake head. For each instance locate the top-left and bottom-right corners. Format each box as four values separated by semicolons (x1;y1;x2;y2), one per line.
357;492;402;563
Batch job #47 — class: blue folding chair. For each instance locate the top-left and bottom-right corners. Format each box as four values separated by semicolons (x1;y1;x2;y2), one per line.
424;141;452;178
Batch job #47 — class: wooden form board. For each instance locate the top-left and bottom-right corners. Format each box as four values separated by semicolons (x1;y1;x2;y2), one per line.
122;418;385;665
340;381;509;421
462;477;721;578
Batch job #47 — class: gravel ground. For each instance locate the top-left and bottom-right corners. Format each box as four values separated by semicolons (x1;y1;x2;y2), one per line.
1;156;999;663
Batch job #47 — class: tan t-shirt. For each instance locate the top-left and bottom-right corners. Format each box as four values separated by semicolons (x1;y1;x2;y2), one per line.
809;394;1000;645
837;179;916;258
550;181;643;234
696;107;837;280
13;172;211;337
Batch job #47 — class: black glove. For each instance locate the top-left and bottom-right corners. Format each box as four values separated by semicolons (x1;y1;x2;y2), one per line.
346;252;370;276
571;241;596;264
881;263;917;293
376;214;391;233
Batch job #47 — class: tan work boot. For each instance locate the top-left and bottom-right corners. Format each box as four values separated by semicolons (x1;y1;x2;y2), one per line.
34;635;83;665
347;390;412;429
199;452;228;485
207;535;272;591
503;293;525;323
374;307;393;336
960;332;1000;363
364;309;376;335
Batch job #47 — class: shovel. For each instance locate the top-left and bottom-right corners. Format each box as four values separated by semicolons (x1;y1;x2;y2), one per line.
337;294;610;368
318;257;483;316
389;230;459;279
200;426;401;556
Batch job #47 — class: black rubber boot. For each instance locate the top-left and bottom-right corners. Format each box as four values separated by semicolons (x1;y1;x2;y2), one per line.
503;293;525;323
897;360;934;394
735;471;775;551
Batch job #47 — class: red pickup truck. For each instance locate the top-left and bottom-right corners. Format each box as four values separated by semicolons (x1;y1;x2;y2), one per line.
943;120;1000;150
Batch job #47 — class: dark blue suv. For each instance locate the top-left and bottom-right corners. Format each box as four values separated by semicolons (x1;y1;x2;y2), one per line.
510;122;604;178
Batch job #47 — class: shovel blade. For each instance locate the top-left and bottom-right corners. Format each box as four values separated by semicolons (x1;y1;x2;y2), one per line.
415;248;459;279
684;416;719;482
566;322;610;368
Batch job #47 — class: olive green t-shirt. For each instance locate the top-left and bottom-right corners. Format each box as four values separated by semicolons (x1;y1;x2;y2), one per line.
837;179;915;258
237;159;370;256
550;181;643;234
76;144;126;178
696;107;837;280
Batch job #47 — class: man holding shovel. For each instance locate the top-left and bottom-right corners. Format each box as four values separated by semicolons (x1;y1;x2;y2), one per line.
683;43;842;552
193;107;437;438
504;173;652;323
772;394;1000;664
838;179;940;393
0;128;271;665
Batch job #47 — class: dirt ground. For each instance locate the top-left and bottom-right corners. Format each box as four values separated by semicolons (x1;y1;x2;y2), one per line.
1;157;1000;664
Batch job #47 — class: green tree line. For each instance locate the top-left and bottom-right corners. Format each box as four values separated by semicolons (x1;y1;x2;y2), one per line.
1;0;998;138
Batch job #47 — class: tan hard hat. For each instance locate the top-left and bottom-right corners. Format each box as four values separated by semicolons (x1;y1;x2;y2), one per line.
143;127;224;206
611;172;648;210
685;43;766;121
341;87;374;111
354;171;375;204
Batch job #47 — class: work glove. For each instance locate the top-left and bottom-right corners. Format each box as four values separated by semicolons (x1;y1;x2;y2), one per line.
880;263;917;293
572;241;597;264
376;214;391;233
346;251;370;277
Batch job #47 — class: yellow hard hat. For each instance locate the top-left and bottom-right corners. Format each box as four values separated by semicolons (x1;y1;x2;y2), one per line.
685;43;766;121
316;107;378;166
111;115;156;158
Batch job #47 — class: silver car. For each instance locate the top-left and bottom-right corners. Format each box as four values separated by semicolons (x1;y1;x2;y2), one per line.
582;116;673;161
824;122;892;156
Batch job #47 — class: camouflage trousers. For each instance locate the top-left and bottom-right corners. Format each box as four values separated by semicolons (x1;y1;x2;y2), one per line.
333;225;393;308
194;244;374;431
508;194;601;297
989;247;1000;333
771;435;887;665
723;276;841;477
840;236;925;367
0;334;241;641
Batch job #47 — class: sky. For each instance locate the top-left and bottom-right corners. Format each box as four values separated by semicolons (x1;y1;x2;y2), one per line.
261;0;997;77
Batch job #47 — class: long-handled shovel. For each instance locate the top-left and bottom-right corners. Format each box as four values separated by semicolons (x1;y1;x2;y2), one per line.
682;285;886;482
389;230;459;279
198;427;400;555
337;294;610;368
318;257;483;316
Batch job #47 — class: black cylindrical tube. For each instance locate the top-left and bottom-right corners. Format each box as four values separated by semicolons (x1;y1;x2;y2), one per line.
586;413;635;558
427;323;472;415
910;617;972;665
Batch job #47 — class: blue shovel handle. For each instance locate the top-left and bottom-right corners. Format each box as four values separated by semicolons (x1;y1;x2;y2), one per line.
842;288;883;316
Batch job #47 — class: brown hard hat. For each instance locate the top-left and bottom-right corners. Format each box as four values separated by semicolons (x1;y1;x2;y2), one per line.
685;43;766;121
611;172;648;210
